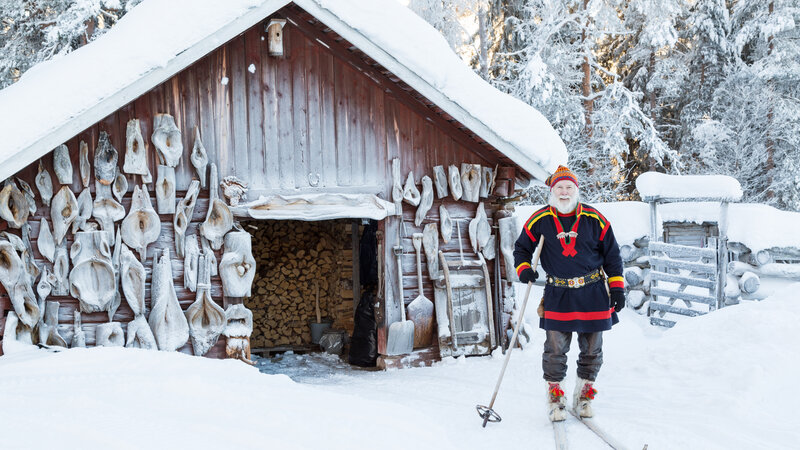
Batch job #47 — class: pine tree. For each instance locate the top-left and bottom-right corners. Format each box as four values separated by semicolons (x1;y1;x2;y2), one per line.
0;0;140;89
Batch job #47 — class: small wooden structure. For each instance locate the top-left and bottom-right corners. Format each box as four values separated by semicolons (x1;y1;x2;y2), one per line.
0;0;566;364
636;172;743;327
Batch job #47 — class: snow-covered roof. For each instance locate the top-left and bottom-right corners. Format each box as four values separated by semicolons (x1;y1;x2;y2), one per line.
0;0;567;184
635;172;743;202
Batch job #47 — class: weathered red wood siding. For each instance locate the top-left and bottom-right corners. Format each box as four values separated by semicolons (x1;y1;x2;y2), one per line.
1;12;517;356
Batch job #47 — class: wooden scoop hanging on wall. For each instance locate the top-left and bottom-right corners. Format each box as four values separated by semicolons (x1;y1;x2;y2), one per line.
408;233;434;348
200;163;233;250
385;245;414;355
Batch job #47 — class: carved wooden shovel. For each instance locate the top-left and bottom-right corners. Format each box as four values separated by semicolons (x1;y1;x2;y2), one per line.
407;233;434;348
385;245;414;355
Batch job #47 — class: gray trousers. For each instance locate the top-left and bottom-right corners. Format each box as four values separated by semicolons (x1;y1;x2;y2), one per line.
543;330;603;382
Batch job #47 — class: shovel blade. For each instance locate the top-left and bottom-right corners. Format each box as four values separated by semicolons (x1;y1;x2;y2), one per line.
386;320;414;355
407;295;434;348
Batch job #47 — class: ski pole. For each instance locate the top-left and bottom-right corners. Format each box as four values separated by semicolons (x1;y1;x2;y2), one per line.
477;236;544;428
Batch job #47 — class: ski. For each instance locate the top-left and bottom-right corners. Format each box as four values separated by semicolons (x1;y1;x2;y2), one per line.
568;409;627;450
552;420;568;450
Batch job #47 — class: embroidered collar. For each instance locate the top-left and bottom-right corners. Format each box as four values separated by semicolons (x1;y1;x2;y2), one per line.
550;203;581;257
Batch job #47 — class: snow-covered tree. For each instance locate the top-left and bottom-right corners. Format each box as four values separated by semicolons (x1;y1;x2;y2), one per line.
487;0;677;201
607;0;686;176
0;0;140;89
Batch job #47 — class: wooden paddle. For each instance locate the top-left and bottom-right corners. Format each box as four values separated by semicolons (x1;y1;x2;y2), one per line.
407;233;434;348
386;245;414;355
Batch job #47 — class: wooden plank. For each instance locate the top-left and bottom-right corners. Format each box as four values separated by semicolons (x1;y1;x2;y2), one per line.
166;76;184;170
350;67;365;186
291;29;309;189
230;34;250;179
318;50;337;188
115;102;137;186
648;302;706;317
373;87;388;193
651;271;715;289
261;31;280;190
649;316;676;328
650;287;716;305
334;63;351;185
215;45;235;178
397;98;412;176
276;27;295;190
177;67;198;187
410;99;424;178
196;55;218;179
649;241;716;259
244;27;266;190
306;42;323;190
649;257;716;274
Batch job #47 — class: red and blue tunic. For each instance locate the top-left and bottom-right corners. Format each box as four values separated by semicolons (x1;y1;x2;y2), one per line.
513;203;624;333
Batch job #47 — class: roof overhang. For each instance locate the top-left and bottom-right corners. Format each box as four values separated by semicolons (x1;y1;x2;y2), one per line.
0;0;560;185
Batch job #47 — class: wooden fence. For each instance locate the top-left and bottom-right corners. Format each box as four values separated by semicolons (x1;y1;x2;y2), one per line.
647;238;728;328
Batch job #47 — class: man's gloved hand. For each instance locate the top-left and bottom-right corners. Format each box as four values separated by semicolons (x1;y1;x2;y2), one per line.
519;267;538;284
610;290;626;312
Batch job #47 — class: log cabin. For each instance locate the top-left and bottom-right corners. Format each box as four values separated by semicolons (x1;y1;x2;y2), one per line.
0;0;566;366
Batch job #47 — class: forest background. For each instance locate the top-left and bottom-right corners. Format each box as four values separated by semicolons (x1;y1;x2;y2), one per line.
2;0;798;207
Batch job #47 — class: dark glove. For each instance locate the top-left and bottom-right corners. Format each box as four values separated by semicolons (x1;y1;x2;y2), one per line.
519;267;538;284
610;290;625;312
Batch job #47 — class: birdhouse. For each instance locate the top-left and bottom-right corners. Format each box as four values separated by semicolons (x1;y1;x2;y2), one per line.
267;18;287;57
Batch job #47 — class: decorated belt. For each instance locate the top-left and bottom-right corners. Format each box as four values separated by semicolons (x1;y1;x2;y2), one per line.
546;269;604;289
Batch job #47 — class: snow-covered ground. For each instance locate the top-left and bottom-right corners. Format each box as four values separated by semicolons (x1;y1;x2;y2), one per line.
1;283;797;449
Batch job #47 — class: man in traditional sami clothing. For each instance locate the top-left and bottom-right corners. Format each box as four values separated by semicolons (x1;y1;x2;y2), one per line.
513;165;625;422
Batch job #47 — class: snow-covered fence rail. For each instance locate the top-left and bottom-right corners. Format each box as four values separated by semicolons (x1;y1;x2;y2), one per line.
648;242;716;259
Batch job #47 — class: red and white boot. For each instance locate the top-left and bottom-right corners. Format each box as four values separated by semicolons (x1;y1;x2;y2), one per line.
573;378;597;418
547;381;567;422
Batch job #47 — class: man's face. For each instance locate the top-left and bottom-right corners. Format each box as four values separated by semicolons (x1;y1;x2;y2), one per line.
549;179;578;213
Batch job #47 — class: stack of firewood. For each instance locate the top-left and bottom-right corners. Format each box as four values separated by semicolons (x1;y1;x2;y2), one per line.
244;220;356;348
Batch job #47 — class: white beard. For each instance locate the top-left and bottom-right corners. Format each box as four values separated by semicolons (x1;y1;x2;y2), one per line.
548;190;579;215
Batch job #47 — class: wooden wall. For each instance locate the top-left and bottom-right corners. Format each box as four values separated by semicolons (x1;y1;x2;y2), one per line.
1;13;518;357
